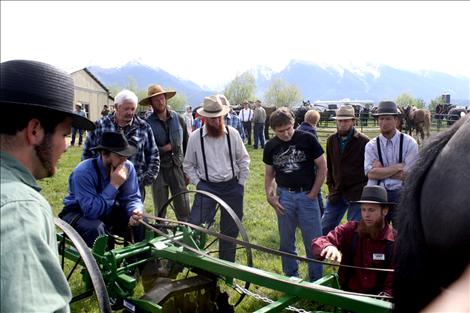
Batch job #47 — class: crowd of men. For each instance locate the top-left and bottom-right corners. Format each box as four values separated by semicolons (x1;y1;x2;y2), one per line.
1;59;421;311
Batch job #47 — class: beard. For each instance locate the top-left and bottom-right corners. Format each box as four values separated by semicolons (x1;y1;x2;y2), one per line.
205;118;225;137
357;218;385;240
34;134;55;178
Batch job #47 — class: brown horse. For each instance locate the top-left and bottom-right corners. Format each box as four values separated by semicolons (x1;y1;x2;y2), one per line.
403;106;431;144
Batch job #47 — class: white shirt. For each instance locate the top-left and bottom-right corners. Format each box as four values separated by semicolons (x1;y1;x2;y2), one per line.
364;130;418;190
183;125;250;186
239;108;253;122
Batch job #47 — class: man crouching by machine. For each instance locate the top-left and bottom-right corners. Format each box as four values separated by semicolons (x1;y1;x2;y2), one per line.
59;131;144;247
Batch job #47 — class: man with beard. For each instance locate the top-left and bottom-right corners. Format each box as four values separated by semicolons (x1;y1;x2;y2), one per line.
183;95;250;262
217;94;245;139
365;100;418;227
264;107;326;282
1;60;95;312
82;89;160;201
59;131;144;247
321;105;369;235
140;84;190;221
311;185;396;297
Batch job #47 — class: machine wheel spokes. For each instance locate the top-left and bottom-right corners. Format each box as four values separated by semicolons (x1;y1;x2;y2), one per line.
157;190;253;307
55;218;112;313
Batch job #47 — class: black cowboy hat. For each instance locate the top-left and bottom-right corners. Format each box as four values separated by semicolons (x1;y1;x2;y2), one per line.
90;131;137;157
353;185;396;206
373;100;401;116
0;59;95;130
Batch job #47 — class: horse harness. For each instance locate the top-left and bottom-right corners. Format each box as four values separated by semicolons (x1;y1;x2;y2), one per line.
199;125;236;182
376;133;404;186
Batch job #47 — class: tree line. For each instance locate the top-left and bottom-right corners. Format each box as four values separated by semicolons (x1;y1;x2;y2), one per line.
107;73;449;112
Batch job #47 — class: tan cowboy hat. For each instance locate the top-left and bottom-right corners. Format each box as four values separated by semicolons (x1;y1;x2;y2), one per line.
139;84;176;106
333;104;356;120
197;95;230;118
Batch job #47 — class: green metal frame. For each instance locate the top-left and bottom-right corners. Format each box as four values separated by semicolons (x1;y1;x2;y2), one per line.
58;224;393;313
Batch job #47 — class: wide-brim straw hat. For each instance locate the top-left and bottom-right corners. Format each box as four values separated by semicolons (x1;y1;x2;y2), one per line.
90;131;137;157
373;100;401;116
139;84;176;106
333;104;356;120
353;185;396;206
197;95;230;118
0;59;95;130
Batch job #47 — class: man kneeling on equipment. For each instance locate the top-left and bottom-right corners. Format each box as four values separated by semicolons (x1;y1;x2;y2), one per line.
60;131;144;246
311;185;395;297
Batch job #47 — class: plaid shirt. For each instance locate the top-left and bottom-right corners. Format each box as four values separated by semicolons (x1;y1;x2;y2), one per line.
82;114;160;186
224;113;245;138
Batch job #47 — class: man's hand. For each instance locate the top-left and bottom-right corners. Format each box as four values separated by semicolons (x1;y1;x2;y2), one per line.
372;160;383;168
306;191;318;200
110;163;128;189
267;193;285;215
129;209;143;226
162;143;172;153
320;245;342;263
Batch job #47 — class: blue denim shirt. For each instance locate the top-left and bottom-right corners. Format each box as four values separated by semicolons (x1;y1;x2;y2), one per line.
63;157;143;219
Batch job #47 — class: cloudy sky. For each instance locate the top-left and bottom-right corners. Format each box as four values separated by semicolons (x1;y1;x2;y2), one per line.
2;1;469;89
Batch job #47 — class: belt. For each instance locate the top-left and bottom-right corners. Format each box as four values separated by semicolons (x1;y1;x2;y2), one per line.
281;186;312;193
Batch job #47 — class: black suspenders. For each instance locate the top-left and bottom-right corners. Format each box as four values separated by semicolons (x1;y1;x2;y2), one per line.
376;133;404;185
199;126;235;182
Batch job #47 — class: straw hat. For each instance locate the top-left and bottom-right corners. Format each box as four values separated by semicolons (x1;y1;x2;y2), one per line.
333;105;356;120
196;95;230;118
0;59;95;130
139;84;176;106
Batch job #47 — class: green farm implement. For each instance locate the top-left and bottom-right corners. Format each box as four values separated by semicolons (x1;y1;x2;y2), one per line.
56;190;393;313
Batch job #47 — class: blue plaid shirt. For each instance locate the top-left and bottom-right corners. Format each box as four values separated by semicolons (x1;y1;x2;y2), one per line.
82;114;160;186
225;113;245;138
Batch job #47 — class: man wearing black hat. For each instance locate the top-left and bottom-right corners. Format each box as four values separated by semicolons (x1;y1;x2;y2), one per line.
312;185;396;297
60;131;144;247
364;100;418;227
1;60;95;312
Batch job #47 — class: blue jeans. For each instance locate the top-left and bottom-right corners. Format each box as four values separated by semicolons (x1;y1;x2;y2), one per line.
70;127;84;146
321;196;362;235
277;187;323;281
189;179;244;262
253;123;265;148
386;189;401;228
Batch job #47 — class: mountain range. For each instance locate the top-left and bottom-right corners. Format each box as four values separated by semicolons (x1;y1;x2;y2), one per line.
88;60;469;107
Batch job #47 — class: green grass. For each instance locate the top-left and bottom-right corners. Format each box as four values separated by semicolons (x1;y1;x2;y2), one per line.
39;122;444;312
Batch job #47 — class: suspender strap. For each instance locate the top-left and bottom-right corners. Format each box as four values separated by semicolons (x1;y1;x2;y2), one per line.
376;138;384;186
199;128;210;182
399;133;404;163
92;158;104;193
376;133;404;185
199;126;236;182
226;126;235;180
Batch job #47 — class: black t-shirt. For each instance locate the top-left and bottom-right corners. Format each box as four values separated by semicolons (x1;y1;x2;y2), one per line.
263;130;324;189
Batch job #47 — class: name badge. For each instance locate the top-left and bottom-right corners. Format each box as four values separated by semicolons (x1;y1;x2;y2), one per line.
373;253;385;261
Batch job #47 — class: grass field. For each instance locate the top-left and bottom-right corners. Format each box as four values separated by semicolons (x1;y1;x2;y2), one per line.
38;121;443;312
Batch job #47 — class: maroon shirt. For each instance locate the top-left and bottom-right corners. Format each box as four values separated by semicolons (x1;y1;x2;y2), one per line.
311;221;395;295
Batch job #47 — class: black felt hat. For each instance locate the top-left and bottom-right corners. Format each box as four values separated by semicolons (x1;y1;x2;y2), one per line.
373;100;401;116
91;131;137;157
0;59;95;130
353;185;396;206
